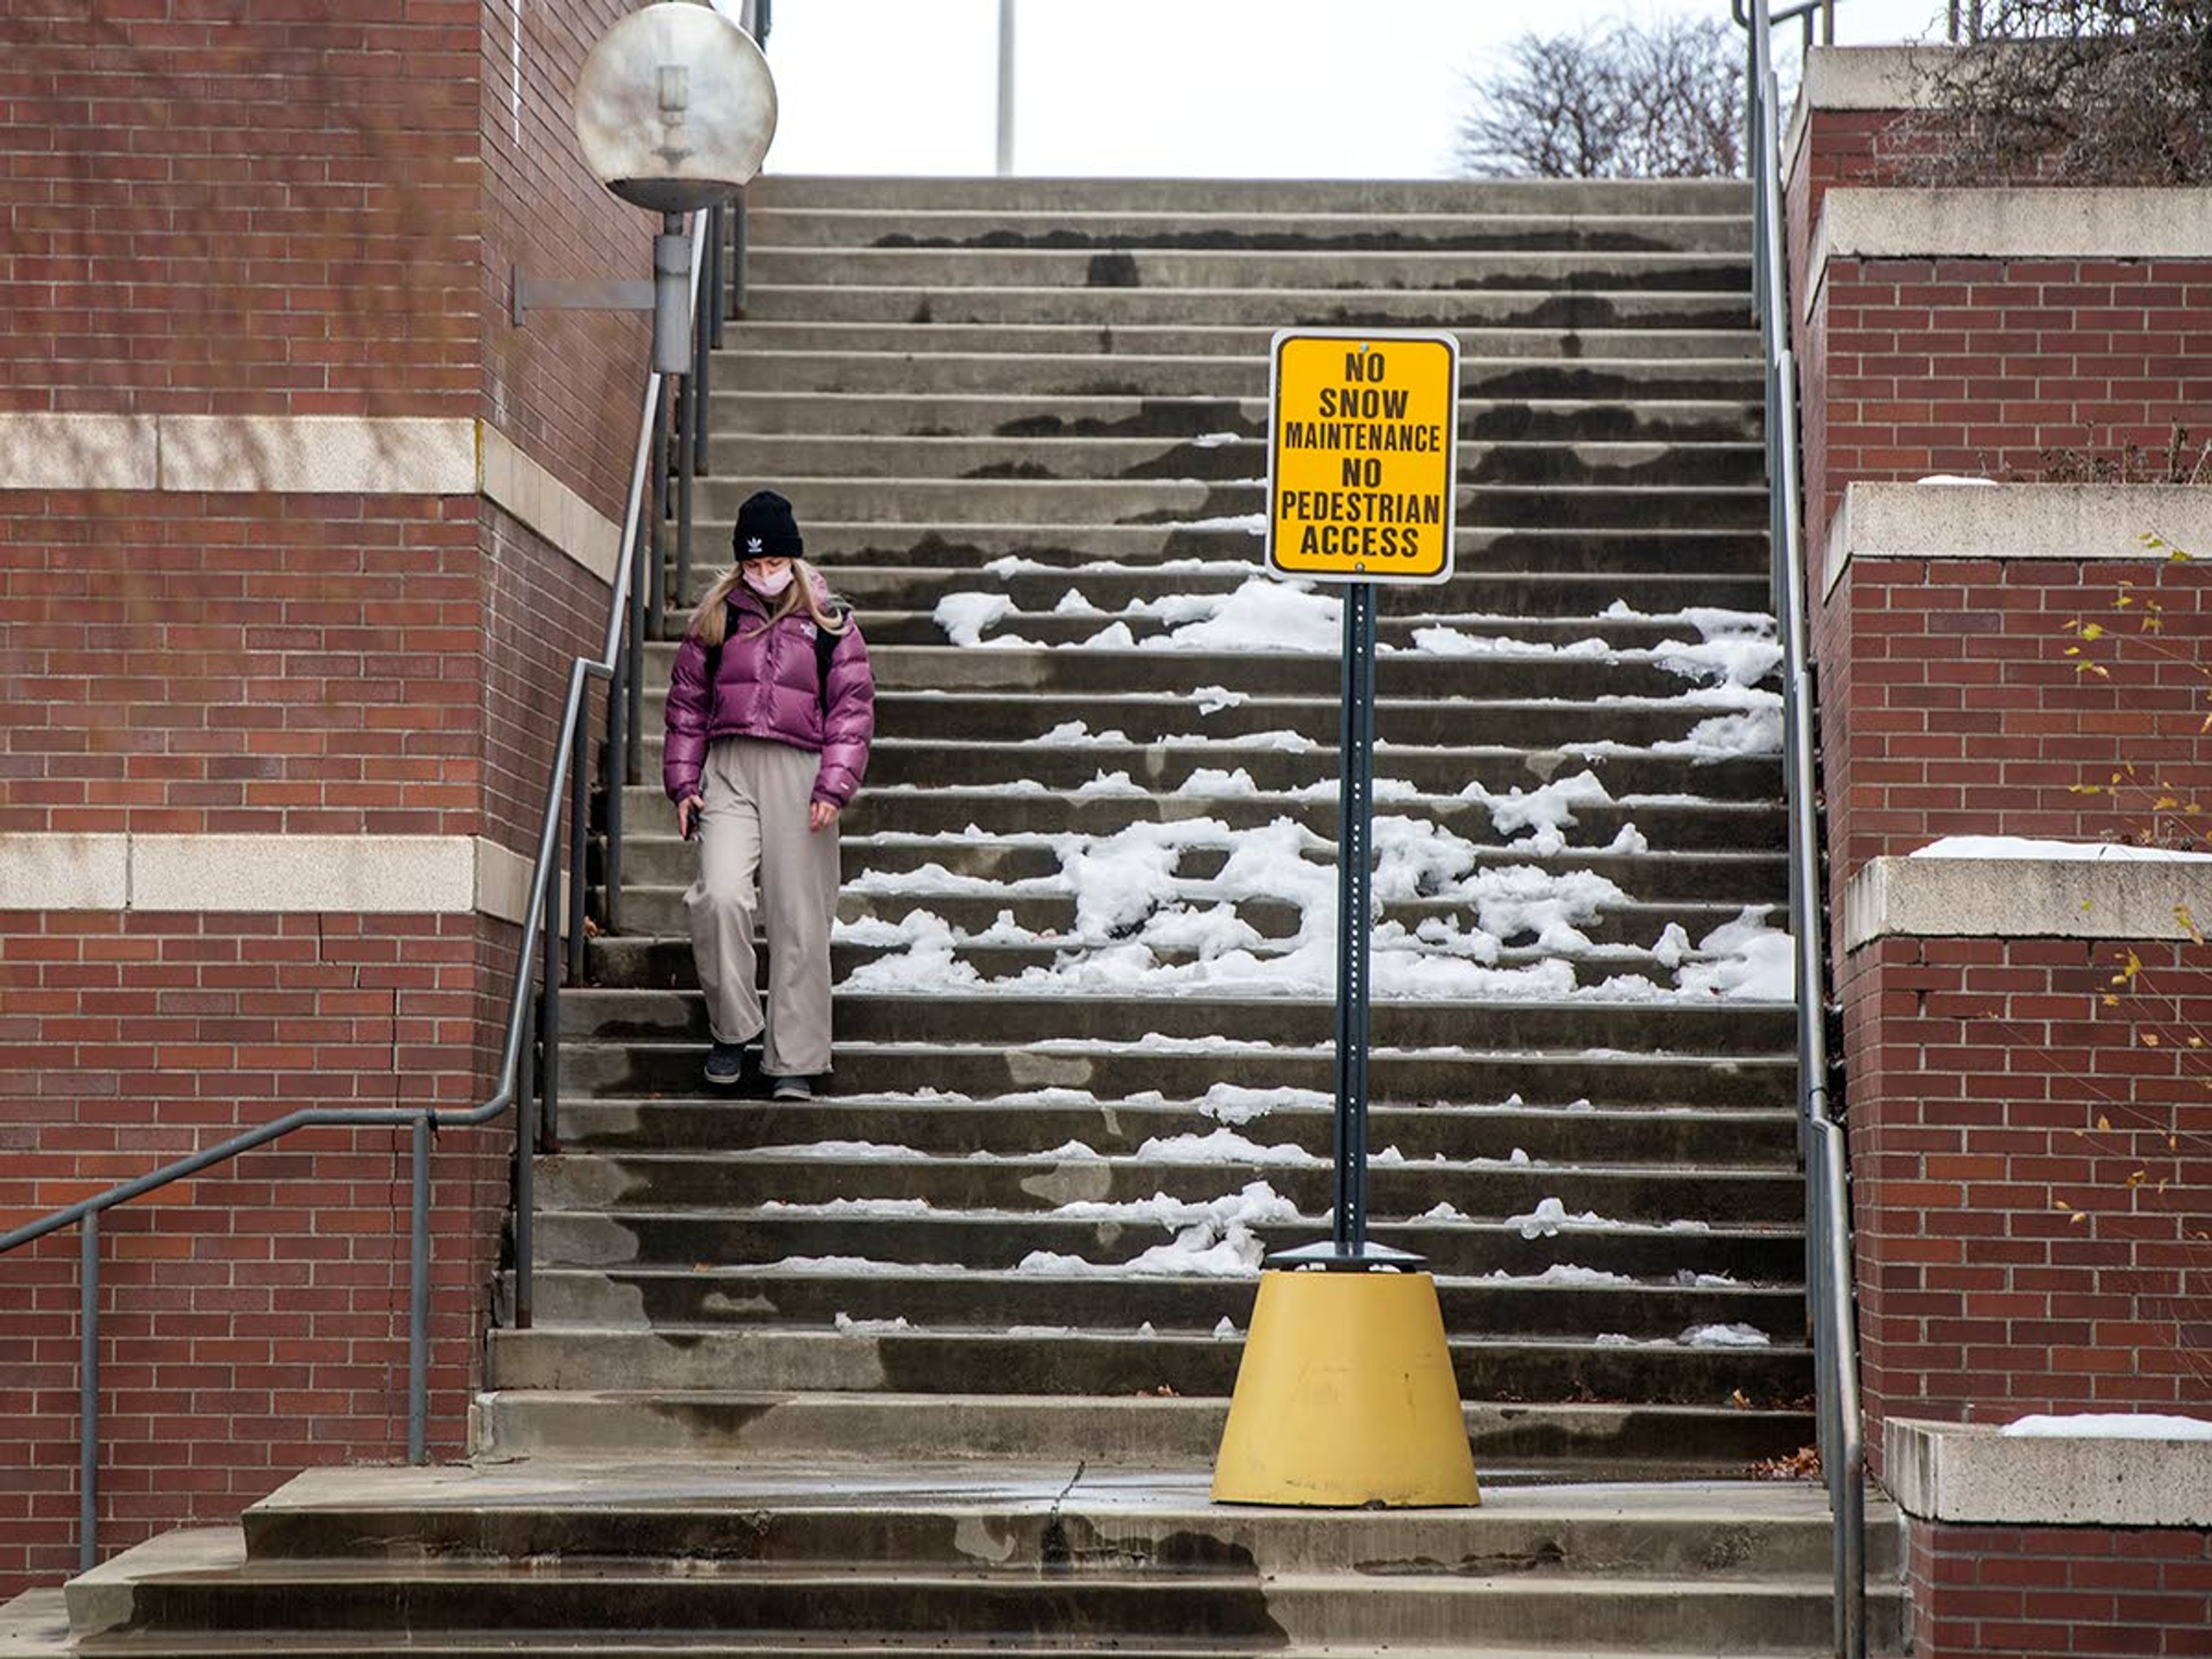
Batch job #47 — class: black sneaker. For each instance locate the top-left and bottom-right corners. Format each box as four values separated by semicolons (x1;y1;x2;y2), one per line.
767;1074;812;1101
704;1042;748;1088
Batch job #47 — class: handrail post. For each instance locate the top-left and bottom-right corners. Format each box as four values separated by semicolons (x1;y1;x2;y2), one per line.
541;863;563;1149
79;1212;99;1574
516;1001;536;1330
676;359;696;610
408;1115;430;1466
566;712;590;986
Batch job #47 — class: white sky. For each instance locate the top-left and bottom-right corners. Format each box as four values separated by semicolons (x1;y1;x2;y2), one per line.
756;0;1953;179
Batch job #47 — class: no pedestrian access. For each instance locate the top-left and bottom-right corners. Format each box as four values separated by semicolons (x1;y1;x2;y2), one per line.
1265;329;1460;584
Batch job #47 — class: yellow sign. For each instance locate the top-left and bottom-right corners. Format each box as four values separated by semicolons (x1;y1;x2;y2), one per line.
1265;329;1459;585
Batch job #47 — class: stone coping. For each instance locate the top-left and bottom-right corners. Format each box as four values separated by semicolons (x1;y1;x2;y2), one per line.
1806;185;2212;315
0;412;620;585
0;832;564;930
1885;1416;2212;1528
1844;851;2212;952
1823;481;2212;600
1783;45;1960;187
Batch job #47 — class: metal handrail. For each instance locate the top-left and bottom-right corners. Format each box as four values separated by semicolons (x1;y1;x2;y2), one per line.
1730;3;1866;1656
0;214;715;1579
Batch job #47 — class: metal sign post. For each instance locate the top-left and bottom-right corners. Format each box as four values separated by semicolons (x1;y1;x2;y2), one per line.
1259;328;1458;1274
1212;334;1477;1508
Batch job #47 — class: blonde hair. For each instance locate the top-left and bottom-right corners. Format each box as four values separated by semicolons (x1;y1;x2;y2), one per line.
687;558;851;646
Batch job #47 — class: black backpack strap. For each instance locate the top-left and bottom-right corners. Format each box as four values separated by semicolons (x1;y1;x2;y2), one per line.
815;603;851;714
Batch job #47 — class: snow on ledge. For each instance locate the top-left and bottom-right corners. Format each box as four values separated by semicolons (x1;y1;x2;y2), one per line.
2002;1412;2212;1441
1885;1416;2212;1528
1844;844;2212;952
1911;835;2212;865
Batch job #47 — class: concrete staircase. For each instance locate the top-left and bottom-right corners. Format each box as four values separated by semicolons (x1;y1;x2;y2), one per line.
8;177;1904;1654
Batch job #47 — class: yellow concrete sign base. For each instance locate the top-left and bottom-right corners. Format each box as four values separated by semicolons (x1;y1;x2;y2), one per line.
1266;328;1460;586
1211;1269;1482;1508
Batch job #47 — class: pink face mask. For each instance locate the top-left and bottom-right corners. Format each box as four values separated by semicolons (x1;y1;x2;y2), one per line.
745;562;794;597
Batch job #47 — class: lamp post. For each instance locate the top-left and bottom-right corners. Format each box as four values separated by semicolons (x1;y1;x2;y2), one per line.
572;1;778;370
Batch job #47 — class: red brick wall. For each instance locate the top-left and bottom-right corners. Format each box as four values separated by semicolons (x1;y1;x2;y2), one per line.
0;2;481;418
476;0;655;518
1842;934;2212;1479
479;503;613;858
1812;552;2212;931
1806;257;2212;555
0;910;508;1590
0;492;485;836
0;0;658;1599
1910;1516;2212;1657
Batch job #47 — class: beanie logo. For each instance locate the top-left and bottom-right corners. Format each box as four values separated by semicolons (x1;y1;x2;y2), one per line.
746;537;764;555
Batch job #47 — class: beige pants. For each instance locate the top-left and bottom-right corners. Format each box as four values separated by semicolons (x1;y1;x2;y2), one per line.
685;736;840;1075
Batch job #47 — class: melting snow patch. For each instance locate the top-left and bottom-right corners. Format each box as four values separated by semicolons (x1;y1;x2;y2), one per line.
1681;1323;1771;1347
1134;1129;1323;1166
1193;684;1249;714
1509;1198;1623;1238
833;1312;912;1334
1213;1316;1241;1339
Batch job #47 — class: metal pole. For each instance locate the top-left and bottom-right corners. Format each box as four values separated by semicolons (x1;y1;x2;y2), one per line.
516;994;537;1330
647;380;669;643
408;1114;429;1465
79;1211;97;1574
995;0;1016;176
676;367;696;609
566;713;590;986
1332;583;1377;1259
730;191;749;319
541;863;563;1149
692;256;712;478
708;203;726;350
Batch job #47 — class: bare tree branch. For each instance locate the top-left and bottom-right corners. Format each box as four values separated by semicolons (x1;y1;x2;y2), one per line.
1456;17;1753;180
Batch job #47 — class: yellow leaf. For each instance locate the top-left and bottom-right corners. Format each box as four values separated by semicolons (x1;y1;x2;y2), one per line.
2172;547;2194;562
2070;1211;2089;1225
2054;1199;2073;1211
2157;797;2181;812
2144;1033;2163;1048
2081;623;2106;642
2097;1115;2113;1132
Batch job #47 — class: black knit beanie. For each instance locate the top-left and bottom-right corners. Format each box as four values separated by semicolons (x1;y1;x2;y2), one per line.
734;490;804;560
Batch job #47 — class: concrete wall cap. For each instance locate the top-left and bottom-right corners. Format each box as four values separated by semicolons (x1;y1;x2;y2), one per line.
0;832;560;929
1783;44;1962;187
1886;1416;2212;1527
1846;851;2212;950
1824;481;2212;600
1807;185;2212;316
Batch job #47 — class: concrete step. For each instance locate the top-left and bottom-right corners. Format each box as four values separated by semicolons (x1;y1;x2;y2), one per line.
604;851;1788;935
709;432;1767;486
612;786;1783;856
734;283;1762;334
529;1148;1801;1223
608;826;1781;896
547;1094;1797;1164
724;319;1762;360
700;475;1773;529
744;207;1758;256
560;990;1790;1056
638;635;1775;694
714;349;1762;400
483;1324;1811;1405
664;520;1770;578
513;1264;1803;1340
710;389;1762;440
557;1039;1795;1109
749;175;1755;215
747;246;1752;294
529;1206;1806;1282
236;1464;1868;1574
845;605;1774;647
628;734;1779;801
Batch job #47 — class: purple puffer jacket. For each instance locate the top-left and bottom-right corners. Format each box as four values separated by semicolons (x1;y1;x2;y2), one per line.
662;579;876;809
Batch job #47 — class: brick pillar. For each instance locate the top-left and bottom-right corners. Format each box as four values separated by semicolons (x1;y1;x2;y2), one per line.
1;0;657;1594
